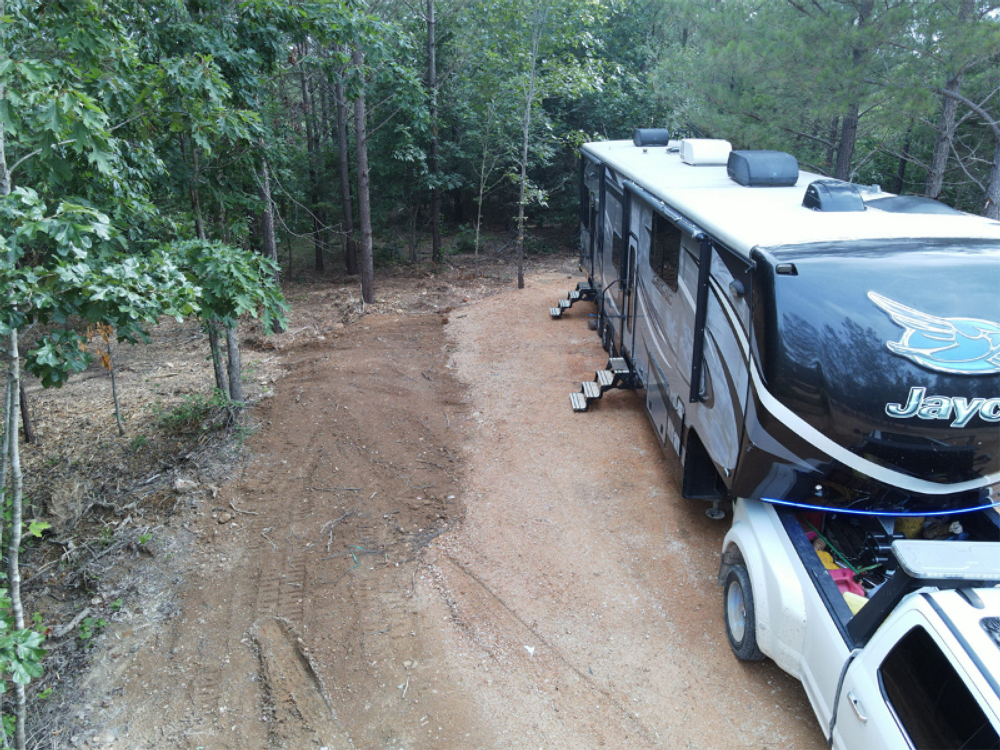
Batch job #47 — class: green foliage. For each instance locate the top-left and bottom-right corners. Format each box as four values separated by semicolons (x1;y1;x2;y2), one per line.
452;226;477;255
0;188;201;387
25;521;49;539
0;590;45;692
77;617;108;649
655;0;999;205
150;390;230;434
170;240;287;332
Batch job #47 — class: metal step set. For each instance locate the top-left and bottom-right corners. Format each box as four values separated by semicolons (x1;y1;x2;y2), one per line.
549;280;597;318
570;357;640;412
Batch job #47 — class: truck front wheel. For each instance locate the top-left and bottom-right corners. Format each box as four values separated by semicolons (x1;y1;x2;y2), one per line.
723;563;765;661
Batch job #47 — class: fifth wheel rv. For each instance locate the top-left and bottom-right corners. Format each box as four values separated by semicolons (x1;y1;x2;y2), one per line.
553;130;1000;748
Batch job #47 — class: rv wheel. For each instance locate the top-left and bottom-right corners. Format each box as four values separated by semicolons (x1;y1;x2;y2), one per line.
601;320;611;352
723;563;765;661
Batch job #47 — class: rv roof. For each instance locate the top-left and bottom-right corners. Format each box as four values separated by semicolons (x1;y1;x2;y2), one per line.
582;139;1000;259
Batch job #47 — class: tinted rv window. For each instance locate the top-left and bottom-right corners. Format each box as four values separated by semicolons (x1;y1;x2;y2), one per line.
612;230;624;276
606;187;625;277
649;214;681;292
879;625;999;749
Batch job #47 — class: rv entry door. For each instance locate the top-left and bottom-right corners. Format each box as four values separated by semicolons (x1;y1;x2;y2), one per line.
618;236;638;357
610;188;634;357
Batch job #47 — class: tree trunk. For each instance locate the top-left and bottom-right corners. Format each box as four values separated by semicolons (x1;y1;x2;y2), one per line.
938;87;1000;220
6;328;26;750
225;324;244;409
259;156;278;271
834;1;872;182
258;155;284;334
0;9;29;740
299;54;324;273
18;382;33;444
926;0;973;199
408;204;420;262
834;103;858;181
893;129;912;195
207;323;229;397
925;73;964;199
517;45;540;290
1;359;13;552
191;144;205;241
985;139;1000;221
352;46;375;304
427;0;442;263
334;70;359;275
107;340;124;437
318;73;337;260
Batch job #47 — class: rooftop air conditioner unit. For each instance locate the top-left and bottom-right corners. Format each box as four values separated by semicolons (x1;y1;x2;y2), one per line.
680;138;732;166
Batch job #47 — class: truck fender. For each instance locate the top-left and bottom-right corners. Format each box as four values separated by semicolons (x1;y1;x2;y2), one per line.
719;499;808;677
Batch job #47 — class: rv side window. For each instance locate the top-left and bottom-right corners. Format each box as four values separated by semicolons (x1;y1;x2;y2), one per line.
649;213;681;292
878;625;999;749
581;160;599;232
612;230;624;277
606;186;624;277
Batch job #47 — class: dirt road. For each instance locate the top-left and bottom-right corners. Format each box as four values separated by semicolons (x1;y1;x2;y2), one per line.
56;269;826;749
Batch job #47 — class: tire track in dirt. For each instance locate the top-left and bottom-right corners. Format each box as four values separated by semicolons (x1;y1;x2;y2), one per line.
97;314;477;749
250;617;351;749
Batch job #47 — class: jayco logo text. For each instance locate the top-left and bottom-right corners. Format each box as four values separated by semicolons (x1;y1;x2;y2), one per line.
886;387;1000;428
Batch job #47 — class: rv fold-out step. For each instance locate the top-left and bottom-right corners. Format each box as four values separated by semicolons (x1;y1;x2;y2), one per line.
608;357;630;375
549;281;598;319
569;357;640;412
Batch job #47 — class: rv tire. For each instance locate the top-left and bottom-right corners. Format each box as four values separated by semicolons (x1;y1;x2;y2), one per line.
723;563;765;661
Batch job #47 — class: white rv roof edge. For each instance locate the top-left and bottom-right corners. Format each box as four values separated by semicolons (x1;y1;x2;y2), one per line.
581;140;1000;258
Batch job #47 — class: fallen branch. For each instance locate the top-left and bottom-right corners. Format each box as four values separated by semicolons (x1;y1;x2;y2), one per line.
317;512;352;553
53;607;92;639
261;527;277;550
229;501;259;516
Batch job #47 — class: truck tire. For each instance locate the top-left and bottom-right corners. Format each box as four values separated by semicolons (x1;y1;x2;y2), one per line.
723;563;765;661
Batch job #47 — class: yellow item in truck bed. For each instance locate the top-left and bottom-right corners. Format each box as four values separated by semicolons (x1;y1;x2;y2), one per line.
896;516;924;539
843;592;868;614
815;549;838;570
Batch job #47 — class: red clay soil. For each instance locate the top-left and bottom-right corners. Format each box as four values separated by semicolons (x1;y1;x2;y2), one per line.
33;264;826;749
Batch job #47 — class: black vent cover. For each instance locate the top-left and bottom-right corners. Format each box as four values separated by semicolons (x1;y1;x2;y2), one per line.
866;196;964;215
803;180;865;212
633;128;671;147
727;150;798;187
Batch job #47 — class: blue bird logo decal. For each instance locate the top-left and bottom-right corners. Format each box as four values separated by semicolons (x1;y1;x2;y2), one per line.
869;292;1000;375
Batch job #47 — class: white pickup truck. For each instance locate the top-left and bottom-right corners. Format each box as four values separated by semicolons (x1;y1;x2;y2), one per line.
719;498;1000;749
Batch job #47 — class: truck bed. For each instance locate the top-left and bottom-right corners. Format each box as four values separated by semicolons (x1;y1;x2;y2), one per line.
773;504;1000;644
